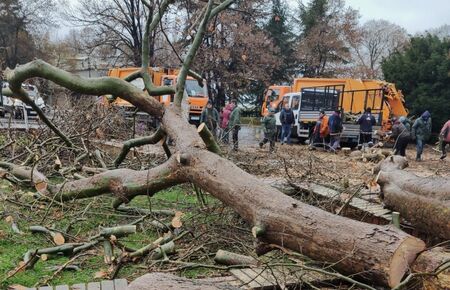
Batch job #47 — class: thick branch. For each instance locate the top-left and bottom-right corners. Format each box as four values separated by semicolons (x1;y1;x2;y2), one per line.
197;123;222;155
113;128;166;167
0;161;48;193
4;60;164;118
174;0;214;107
48;157;186;206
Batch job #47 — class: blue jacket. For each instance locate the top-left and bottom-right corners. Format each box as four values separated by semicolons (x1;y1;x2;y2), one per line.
328;113;343;134
357;113;376;133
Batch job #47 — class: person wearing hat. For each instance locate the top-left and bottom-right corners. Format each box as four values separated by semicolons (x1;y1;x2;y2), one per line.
357;107;376;150
200;100;219;138
259;107;277;153
412;110;432;161
391;116;411;157
328;109;343;151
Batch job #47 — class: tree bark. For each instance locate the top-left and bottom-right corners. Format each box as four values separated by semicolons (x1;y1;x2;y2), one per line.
0;161;48;193
214;250;257;266
376;156;450;239
412;247;450;290
180;147;425;287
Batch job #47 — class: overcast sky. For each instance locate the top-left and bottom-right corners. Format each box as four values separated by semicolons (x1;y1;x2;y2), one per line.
328;0;449;33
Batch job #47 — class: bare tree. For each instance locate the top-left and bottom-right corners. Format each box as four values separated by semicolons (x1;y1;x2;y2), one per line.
0;0;57;68
3;0;445;288
351;19;409;79
64;0;158;66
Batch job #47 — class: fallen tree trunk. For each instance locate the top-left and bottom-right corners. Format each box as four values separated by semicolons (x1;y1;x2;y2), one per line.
0;161;48;193
3;3;438;285
183;148;425;287
411;247;450;290
376;156;450;239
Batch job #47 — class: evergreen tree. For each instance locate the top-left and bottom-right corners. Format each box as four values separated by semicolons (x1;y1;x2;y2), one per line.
265;0;295;83
299;0;327;35
382;34;450;133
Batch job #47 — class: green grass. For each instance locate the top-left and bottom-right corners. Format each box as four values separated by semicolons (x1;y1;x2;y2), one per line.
0;180;214;288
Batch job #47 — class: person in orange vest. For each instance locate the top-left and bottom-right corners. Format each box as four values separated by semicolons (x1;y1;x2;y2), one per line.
311;110;329;149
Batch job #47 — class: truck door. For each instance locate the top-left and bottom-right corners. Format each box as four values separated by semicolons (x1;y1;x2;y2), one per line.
290;95;300;136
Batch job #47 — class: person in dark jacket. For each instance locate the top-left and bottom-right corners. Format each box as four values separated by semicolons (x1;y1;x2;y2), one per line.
391;117;411;157
328;110;343;151
279;103;295;145
259;108;277;152
412;110;432;161
200;100;219;137
227;99;241;150
439;119;450;159
357;107;376;149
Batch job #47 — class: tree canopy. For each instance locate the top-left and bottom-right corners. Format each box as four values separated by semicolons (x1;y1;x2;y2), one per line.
382;34;450;133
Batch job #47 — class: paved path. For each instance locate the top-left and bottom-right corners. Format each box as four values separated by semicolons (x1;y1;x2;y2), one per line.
24;279;128;290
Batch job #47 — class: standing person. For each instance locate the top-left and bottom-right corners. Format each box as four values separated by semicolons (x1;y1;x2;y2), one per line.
259;108;277;153
227;99;241;151
399;116;412;131
412;111;432;161
391;117;411;157
357;107;376;150
220;102;233;144
200;100;219;137
439;119;450;159
328;110;343;151
311;110;329;148
279;103;295;145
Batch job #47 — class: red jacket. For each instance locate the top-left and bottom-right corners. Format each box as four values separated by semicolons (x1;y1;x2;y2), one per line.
441;120;450;142
220;104;233;129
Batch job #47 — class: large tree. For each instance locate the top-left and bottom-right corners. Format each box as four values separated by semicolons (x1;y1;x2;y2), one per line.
296;0;360;77
64;0;160;66
2;1;446;289
192;0;281;107
351;20;409;79
382;34;450;132
0;0;56;68
265;0;296;83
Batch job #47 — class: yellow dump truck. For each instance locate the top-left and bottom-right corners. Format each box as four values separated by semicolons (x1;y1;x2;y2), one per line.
262;78;408;144
103;67;209;124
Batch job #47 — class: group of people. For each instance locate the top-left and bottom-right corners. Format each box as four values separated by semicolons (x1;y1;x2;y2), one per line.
259;103;296;152
200;99;241;150
201;100;449;159
392;112;449;160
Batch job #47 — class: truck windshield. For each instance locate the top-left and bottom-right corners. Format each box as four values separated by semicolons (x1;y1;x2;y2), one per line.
186;80;205;97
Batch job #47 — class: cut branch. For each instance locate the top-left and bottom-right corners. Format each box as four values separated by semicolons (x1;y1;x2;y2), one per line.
113;128;166;167
0;161;48;193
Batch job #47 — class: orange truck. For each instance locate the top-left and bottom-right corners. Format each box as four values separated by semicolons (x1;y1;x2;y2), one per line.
262;78;408;144
104;67;209;124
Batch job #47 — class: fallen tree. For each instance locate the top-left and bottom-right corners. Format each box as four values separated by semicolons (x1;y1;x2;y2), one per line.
376;156;450;239
1;1;443;288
